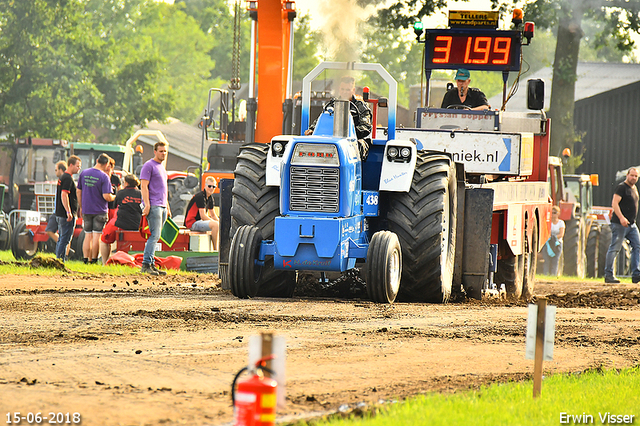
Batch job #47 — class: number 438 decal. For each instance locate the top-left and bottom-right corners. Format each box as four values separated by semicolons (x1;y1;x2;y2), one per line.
365;194;379;206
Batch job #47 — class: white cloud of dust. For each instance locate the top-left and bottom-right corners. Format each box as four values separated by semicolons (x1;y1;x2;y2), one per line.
316;0;379;62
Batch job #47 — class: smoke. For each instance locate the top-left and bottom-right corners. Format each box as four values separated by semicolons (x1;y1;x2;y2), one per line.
316;0;381;62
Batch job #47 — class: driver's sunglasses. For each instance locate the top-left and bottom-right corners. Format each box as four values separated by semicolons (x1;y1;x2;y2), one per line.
207;185;215;188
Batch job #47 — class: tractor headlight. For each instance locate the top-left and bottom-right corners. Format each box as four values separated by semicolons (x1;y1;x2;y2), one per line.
386;145;412;163
272;140;286;157
291;143;339;166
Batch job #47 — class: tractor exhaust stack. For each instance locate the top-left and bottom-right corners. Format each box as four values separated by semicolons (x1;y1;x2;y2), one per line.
333;100;350;138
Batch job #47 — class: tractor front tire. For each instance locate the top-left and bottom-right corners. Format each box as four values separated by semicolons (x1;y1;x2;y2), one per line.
11;222;38;260
0;215;12;251
229;225;263;298
365;231;402;304
387;153;457;303
617;240;632;276
562;217;585;278
598;225;612;277
230;143;296;298
70;230;85;261
585;224;600;278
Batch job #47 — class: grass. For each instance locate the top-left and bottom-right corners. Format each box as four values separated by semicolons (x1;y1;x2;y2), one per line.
0;250;194;276
301;367;640;426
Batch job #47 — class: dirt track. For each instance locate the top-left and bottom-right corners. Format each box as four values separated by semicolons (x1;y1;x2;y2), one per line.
0;272;639;426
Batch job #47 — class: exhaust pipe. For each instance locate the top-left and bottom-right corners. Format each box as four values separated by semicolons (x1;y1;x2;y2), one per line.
333;100;349;138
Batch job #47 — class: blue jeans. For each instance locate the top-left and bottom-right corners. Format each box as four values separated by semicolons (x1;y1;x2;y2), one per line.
143;206;167;265
604;222;640;279
56;216;76;261
542;240;563;276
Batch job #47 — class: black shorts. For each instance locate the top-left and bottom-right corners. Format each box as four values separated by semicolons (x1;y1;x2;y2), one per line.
45;214;58;233
83;213;108;233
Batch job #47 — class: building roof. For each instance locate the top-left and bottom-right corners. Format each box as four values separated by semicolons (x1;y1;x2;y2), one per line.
489;62;640;112
136;118;209;166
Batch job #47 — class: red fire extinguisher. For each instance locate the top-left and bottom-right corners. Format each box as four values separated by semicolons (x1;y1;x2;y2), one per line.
232;355;278;426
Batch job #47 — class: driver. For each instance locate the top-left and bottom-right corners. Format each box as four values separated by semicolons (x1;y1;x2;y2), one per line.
441;69;490;111
306;75;373;160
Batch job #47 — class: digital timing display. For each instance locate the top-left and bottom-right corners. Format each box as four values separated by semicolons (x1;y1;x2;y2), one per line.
425;30;521;71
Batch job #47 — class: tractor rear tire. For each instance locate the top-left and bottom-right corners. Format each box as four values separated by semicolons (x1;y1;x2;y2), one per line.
365;231;402;304
387;153;457;303
562;217;585;278
0;215;12;251
229;225;263;298
585;224;600;278
522;218;538;300
230;143;296;298
11;222;38;260
617;240;631;276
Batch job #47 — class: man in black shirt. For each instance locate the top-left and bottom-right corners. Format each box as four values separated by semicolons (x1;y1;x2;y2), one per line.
184;176;219;250
604;167;640;283
55;155;81;261
45;161;67;245
441;68;490;110
100;174;143;264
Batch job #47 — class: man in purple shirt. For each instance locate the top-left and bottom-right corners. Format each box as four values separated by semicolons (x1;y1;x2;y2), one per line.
140;141;170;276
77;153;116;263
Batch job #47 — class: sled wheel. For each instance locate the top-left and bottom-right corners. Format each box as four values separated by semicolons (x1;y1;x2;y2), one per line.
522;218;538;300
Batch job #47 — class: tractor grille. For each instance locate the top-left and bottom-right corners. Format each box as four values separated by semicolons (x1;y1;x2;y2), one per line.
289;167;339;213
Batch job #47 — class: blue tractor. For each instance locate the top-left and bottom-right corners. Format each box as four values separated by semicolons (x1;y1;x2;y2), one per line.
227;62;459;303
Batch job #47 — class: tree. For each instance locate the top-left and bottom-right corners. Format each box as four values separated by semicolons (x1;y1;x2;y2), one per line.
360;26;422;106
293;14;322;82
179;0;251;85
0;0;173;142
136;3;218;123
86;0;216;127
524;0;640;169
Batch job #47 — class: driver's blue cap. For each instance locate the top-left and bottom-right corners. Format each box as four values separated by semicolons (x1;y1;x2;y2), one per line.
455;68;470;81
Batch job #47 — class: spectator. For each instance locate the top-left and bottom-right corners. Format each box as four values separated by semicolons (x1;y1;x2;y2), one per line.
55;156;81;262
45;161;67;246
184;176;219;250
77;153;115;264
541;206;565;276
100;174;143;264
140;141;170;276
106;157;122;221
604;167;640;283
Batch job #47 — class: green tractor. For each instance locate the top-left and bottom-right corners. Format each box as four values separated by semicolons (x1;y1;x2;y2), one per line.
561;173;628;278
